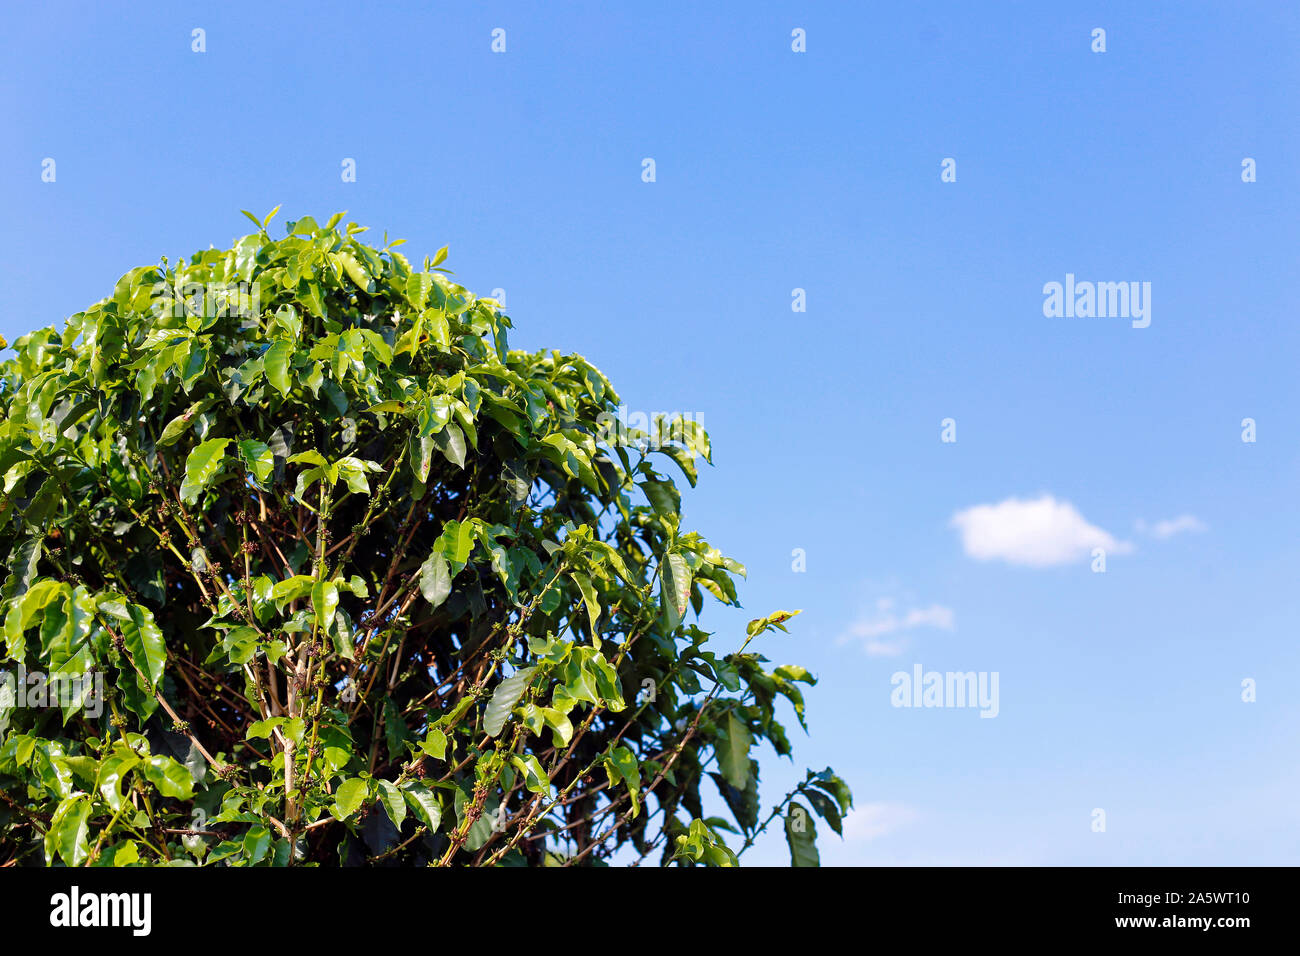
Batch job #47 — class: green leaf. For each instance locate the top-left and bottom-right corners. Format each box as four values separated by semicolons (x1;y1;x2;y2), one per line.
179;437;230;504
4;579;61;658
430;518;477;573
288;449;329;469
45;794;91;866
243;825;272;864
121;603;166;691
247;717;285;739
804;787;843;836
509;753;551;795
293;466;326;501
661;551;691;631
604;745;640;817
270;574;315;610
329;607;357;661
95;753;138;811
264;339;294;396
807;768;854;816
419;551;452;608
335;456;377;495
540;708;573;748
140;754;195;800
302;281;326;317
312;580;339;631
157;398;214;446
719;710;752;790
424;310;450;348
292;215;322;235
407;273;433;311
571;571;600;637
409;431;433;484
2;534;43;603
641;479;680;517
784;801;820;867
484;666;537;737
433;423;467;469
238;439;274;485
672;818;737;867
274;306;302;340
334;778;368;818
105;841;140;866
335;250;371;291
377;779;407;829
419;728;448;760
746;608;801;638
222;625;258;665
401;783;442;832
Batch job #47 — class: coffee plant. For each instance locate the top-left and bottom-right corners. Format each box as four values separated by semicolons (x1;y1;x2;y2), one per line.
0;209;849;866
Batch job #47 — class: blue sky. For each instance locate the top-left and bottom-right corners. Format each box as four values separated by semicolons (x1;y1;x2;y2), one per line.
3;1;1298;864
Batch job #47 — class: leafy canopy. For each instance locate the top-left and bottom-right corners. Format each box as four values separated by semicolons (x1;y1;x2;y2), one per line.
0;208;849;866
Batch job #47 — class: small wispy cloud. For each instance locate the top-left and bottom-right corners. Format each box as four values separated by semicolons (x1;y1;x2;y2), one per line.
1137;515;1207;539
950;494;1131;567
841;802;920;841
839;597;954;656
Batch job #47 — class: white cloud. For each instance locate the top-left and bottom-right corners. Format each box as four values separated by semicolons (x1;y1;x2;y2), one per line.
839;600;954;656
950;494;1130;567
1141;515;1207;539
841;802;920;841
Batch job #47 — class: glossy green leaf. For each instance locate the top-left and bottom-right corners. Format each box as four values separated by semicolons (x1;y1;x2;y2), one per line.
571;571;600;636
121;603;166;691
401;783;442;833
334;251;371;291
661;551;691;631
419;551;452;608
179;437;230;504
141;754;195;800
157;398;215;446
264;339;294;396
45;794;91;866
377;779;407;829
312;579;339;631
484;666;537;737
509;753;551;795
334;777;368;818
238;439;274;485
244;825;272;864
